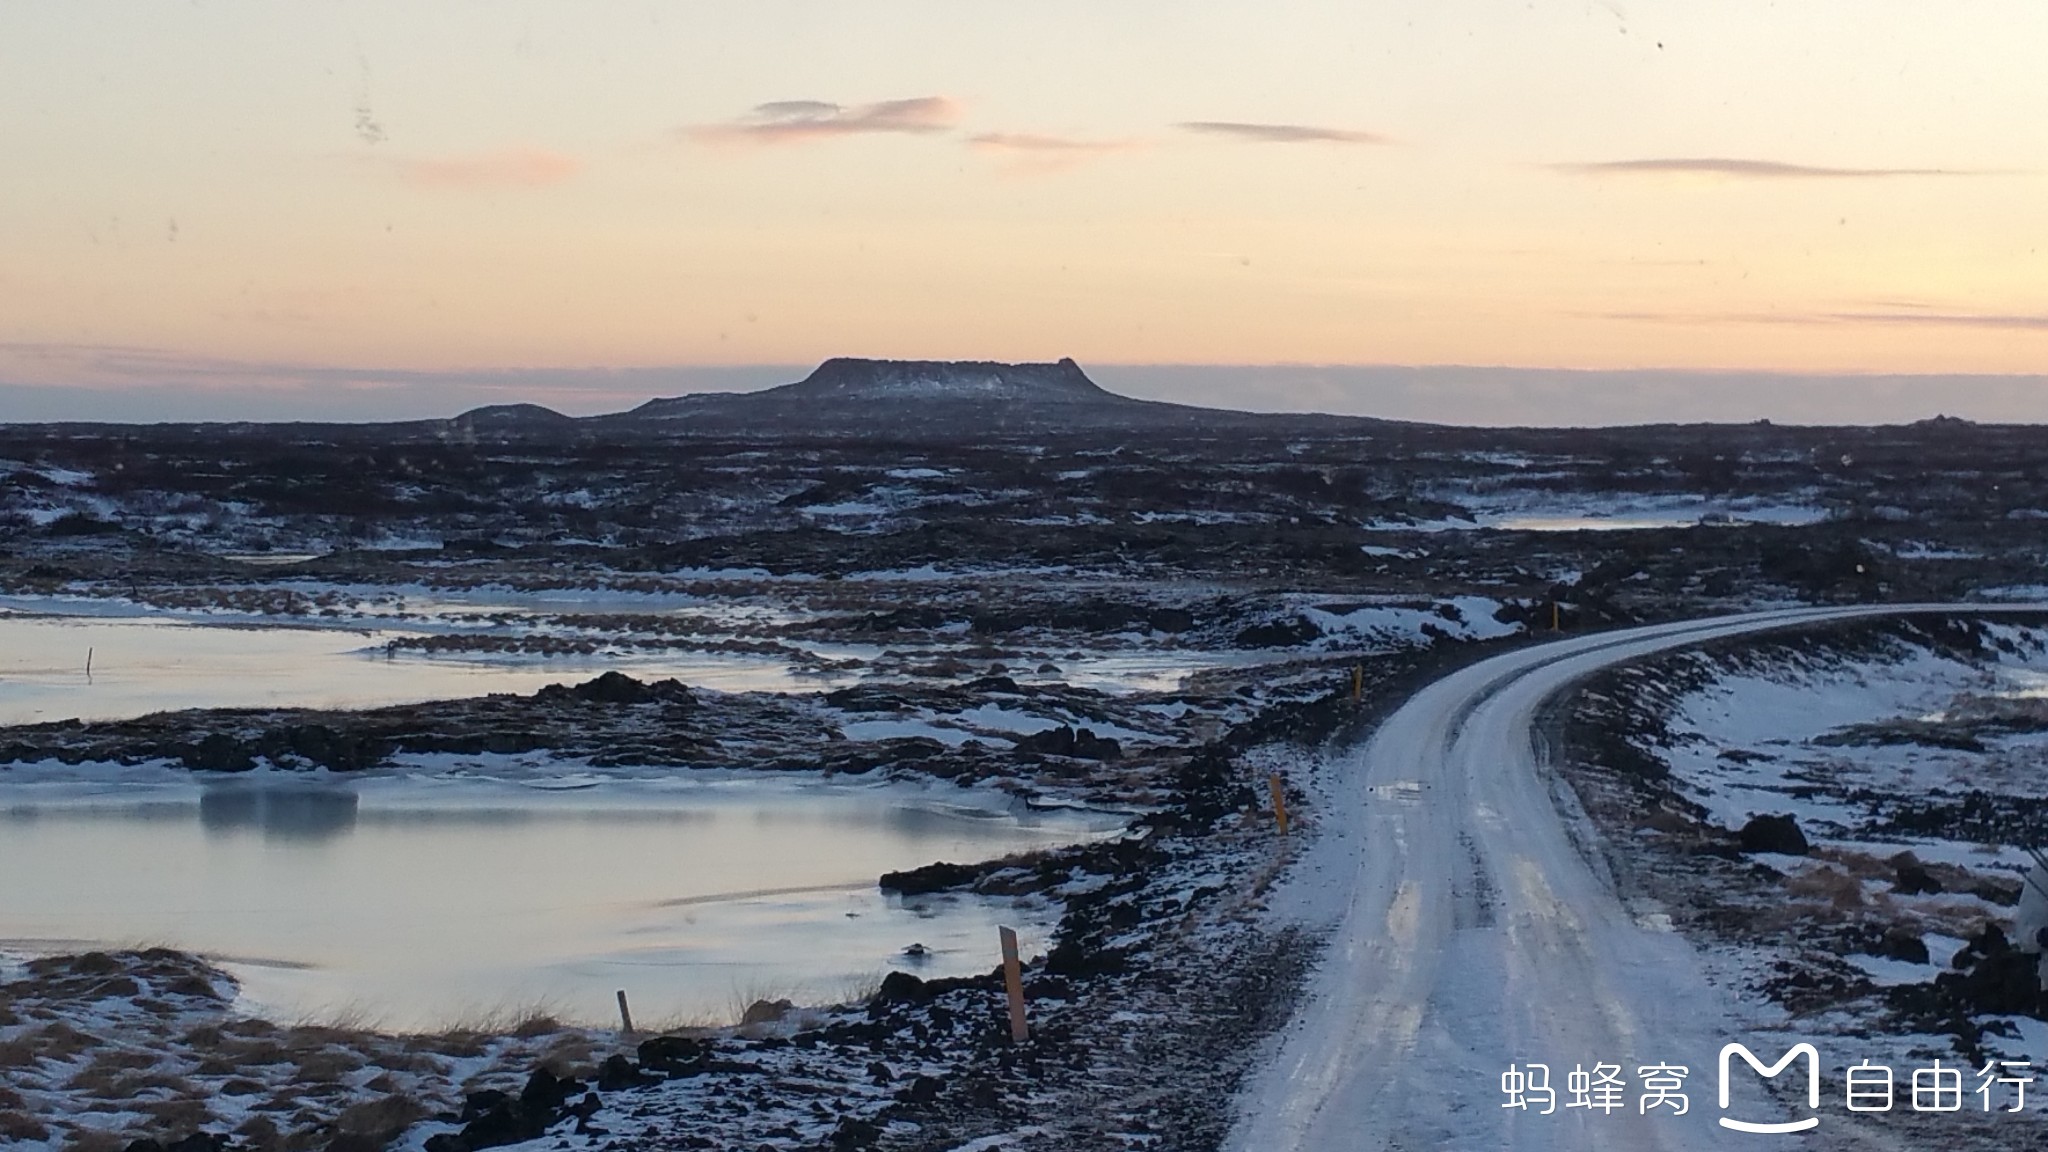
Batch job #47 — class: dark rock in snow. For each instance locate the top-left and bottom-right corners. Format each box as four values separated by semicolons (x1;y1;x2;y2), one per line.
1872;927;1931;965
894;1074;943;1105
1890;853;1942;895
1737;813;1809;855
180;733;254;772
518;1068;582;1114
595;1053;658;1091
1234;616;1322;648
275;722;387;771
637;1034;717;1077
740;997;793;1025
829;1116;883;1150
1014;724;1122;760
873;970;929;1005
567;671;648;704
1930;924;2048;1017
879;860;982;895
425;1070;591;1151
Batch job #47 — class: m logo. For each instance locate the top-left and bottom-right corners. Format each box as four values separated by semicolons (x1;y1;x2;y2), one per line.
1718;1043;1821;1133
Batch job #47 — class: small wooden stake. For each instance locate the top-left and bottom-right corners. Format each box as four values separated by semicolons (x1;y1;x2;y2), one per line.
1351;664;1362;703
998;926;1028;1043
615;989;635;1035
1269;772;1289;835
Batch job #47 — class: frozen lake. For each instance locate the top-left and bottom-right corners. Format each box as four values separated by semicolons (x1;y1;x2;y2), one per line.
0;606;840;726
0;772;1119;1030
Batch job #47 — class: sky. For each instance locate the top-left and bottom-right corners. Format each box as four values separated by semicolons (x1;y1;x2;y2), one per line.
2;2;2044;425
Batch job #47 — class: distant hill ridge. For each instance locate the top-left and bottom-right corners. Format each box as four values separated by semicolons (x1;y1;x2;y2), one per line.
449;357;1388;436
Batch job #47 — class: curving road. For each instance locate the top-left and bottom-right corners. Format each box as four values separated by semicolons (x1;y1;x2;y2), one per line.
1228;604;2041;1152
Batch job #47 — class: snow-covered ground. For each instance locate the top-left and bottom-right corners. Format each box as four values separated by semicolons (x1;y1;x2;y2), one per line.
1659;622;2048;852
1229;605;2048;1152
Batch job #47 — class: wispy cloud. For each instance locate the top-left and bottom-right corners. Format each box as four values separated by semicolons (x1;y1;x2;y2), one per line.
1827;309;2048;330
966;132;1140;173
1596;307;2048;330
1554;158;1971;180
1175;121;1390;145
691;97;962;145
391;147;580;188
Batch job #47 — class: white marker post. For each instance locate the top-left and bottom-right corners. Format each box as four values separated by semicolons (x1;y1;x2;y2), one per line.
998;926;1028;1043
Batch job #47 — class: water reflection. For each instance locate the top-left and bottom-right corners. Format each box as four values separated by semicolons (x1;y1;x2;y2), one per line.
199;786;359;841
0;776;1118;1029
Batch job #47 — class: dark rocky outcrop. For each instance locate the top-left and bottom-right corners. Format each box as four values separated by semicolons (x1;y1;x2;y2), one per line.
1013;725;1122;761
422;1070;595;1152
878;860;983;896
1737;813;1810;855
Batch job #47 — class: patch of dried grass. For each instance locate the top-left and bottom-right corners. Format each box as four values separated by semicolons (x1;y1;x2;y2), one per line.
0;1038;36;1069
403;1030;489;1059
231;1115;282;1152
137;1096;212;1129
61;1127;130;1152
0;1109;52;1142
65;1052;185;1098
335;1094;427;1143
365;1047;444;1075
292;1048;363;1083
1785;864;1867;912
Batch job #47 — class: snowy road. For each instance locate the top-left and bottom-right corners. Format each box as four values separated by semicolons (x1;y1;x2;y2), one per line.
1229;603;2044;1152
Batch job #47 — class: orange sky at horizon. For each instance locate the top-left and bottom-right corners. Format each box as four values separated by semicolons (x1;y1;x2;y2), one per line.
2;1;2043;405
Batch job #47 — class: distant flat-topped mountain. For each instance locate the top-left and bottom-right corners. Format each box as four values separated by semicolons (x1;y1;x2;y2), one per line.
767;357;1115;403
426;357;1400;439
591;356;1347;435
620;357;1130;424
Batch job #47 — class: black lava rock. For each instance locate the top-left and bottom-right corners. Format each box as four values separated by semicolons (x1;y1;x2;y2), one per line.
596;1053;659;1091
829;1117;883;1150
1891;854;1942;895
1013;725;1122;761
275;722;388;771
637;1035;717;1077
536;671;695;706
1737;813;1809;855
894;1074;943;1105
180;733;254;772
1937;925;2048;1016
878;861;981;895
519;1068;583;1114
1873;927;1931;965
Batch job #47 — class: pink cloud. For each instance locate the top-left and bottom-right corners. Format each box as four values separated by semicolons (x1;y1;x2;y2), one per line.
966;132;1140;173
1176;121;1390;145
1553;157;1974;179
691;97;962;145
393;147;581;188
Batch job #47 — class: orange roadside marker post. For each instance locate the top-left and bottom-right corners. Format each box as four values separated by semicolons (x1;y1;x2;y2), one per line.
1269;772;1289;835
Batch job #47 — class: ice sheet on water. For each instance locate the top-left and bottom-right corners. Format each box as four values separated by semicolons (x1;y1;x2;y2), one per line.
0;770;1119;1029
